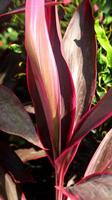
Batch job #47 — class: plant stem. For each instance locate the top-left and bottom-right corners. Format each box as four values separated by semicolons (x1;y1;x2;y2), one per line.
55;169;64;200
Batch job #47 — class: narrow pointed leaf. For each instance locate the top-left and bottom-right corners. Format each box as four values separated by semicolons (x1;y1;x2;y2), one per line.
63;0;96;124
5;173;27;200
45;0;76;150
61;174;112;200
84;129;112;176
55;88;112;184
0;167;26;200
26;59;54;163
70;88;112;145
25;0;62;158
0;7;25;18
0;85;41;147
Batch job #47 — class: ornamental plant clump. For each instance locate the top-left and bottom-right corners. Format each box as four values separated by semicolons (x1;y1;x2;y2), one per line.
0;0;112;200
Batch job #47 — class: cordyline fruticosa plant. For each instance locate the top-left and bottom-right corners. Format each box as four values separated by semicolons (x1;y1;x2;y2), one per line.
0;0;112;199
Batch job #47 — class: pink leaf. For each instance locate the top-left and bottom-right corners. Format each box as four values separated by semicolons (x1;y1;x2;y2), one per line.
25;0;76;159
25;0;62;159
26;59;54;163
63;0;97;125
45;0;76;151
62;0;72;5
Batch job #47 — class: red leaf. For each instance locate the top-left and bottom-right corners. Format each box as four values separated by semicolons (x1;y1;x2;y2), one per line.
26;59;54;165
45;0;76;151
25;0;62;159
63;0;97;126
0;7;25;18
25;0;76;159
62;0;72;5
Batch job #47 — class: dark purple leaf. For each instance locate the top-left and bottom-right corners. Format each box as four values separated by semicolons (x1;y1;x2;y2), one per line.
0;85;42;148
0;141;33;183
63;0;96;125
55;88;112;188
84;129;112;176
0;51;21;89
70;88;112;145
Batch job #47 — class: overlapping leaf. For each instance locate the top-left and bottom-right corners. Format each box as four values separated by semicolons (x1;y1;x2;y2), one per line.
25;0;62;159
0;141;33;183
63;0;96;125
0;166;26;200
16;148;47;163
56;88;112;182
0;86;41;147
84;129;112;176
45;0;76;151
59;174;112;200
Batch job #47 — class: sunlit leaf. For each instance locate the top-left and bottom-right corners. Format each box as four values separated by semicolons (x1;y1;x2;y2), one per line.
16;148;47;163
63;0;96;125
45;0;76;151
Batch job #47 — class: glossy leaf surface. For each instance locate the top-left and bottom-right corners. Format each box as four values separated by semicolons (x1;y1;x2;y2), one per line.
0;86;40;147
56;88;112;185
70;88;112;145
27;60;54;163
45;0;76;150
25;0;61;158
63;0;96;125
